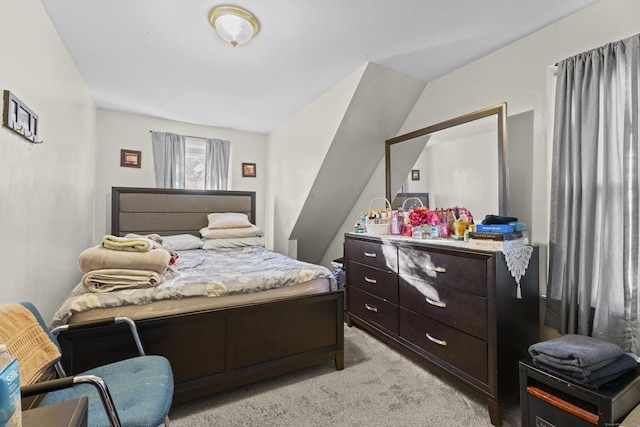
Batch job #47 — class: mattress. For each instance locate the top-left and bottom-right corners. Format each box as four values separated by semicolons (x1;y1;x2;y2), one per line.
67;277;331;323
52;246;335;327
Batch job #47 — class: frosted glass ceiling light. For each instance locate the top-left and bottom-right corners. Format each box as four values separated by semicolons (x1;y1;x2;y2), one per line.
208;5;259;47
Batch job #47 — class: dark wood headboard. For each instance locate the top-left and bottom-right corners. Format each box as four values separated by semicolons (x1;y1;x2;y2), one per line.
111;187;256;237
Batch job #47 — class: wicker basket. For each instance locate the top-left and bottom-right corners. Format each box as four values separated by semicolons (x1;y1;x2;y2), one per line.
365;197;392;235
401;197;424;211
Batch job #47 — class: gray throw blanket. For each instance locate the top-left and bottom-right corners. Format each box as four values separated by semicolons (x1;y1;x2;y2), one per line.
528;334;623;378
533;353;638;389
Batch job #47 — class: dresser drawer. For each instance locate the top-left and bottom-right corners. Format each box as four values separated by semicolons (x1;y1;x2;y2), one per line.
349;286;398;334
346;238;398;272
398;247;488;297
399;276;487;340
348;261;398;303
399;307;488;384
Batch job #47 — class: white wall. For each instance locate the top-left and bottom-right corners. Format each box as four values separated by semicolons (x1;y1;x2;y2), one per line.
322;0;640;275
267;65;365;256
94;110;268;241
0;0;96;321
404;0;640;291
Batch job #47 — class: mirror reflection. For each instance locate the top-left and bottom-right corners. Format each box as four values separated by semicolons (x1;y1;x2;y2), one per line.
385;103;507;222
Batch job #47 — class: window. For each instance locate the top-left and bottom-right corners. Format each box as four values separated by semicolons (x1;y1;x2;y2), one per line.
185;138;206;189
151;132;230;190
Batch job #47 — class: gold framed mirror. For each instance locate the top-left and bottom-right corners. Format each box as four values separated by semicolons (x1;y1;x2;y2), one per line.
385;103;508;220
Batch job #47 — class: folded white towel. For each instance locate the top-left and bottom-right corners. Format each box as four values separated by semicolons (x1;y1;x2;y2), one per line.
102;235;154;252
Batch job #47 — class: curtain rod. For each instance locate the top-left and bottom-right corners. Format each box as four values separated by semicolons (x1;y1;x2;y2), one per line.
149;130;209;141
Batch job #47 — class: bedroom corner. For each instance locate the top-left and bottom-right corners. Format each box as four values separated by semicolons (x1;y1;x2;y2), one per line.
0;0;97;321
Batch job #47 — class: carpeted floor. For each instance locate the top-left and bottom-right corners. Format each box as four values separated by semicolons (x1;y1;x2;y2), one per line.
168;324;521;426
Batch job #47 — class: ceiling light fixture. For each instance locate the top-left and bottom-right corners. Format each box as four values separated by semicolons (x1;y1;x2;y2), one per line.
208;5;260;47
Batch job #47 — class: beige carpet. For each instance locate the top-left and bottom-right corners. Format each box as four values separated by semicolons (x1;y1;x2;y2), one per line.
168;324;521;426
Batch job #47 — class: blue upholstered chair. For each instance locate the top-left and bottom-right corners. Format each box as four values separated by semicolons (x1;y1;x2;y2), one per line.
14;302;173;427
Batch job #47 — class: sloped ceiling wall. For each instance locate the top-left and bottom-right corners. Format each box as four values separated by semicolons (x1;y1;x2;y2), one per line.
289;63;426;264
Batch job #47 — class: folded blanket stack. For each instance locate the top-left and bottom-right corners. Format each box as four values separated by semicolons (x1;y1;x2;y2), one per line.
80;246;171;274
81;269;162;293
529;334;638;388
78;235;173;293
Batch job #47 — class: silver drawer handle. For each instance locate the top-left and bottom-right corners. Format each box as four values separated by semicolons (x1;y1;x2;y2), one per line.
364;251;377;258
364;276;377;284
425;296;446;308
364;303;378;313
425;265;446;273
426;333;447;346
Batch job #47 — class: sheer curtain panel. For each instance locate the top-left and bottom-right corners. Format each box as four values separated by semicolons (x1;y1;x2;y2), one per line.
204;138;230;190
546;33;640;352
151;132;186;188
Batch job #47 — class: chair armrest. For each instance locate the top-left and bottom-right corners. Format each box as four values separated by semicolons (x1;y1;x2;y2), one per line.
52;317;146;356
21;376;75;397
22;375;122;427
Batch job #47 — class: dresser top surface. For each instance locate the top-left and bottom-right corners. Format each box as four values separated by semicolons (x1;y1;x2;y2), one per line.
345;232;510;254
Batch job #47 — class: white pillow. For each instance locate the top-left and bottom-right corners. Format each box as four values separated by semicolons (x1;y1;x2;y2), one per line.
200;225;263;239
202;236;265;250
162;234;204;250
207;212;252;229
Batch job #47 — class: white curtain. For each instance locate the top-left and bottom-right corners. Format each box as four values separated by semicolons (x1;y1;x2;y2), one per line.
546;33;640;352
204;138;230;190
151;132;186;188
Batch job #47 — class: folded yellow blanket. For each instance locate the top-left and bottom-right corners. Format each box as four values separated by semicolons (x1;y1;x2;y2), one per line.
79;246;171;274
0;304;61;385
81;269;162;293
102;234;153;252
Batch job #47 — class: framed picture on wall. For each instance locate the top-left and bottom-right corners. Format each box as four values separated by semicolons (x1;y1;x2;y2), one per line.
242;162;256;177
2;90;41;143
411;169;420;180
121;149;141;168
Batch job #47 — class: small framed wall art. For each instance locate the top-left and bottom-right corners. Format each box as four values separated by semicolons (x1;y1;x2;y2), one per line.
121;149;141;168
411;169;420;180
2;90;41;143
242;162;256;177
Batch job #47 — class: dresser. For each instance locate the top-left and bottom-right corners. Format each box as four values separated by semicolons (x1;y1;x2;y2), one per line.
344;233;539;427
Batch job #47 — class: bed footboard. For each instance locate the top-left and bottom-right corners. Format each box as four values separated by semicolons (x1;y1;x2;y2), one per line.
57;291;344;403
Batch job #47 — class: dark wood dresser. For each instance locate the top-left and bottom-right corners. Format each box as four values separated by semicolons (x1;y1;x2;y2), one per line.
344;232;540;426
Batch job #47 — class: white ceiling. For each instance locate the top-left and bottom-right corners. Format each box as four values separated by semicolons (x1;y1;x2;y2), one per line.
40;0;599;134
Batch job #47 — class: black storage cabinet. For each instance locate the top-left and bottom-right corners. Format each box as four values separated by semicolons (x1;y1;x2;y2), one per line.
519;357;640;427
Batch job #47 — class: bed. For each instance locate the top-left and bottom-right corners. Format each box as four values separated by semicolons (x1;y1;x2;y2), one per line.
54;187;344;403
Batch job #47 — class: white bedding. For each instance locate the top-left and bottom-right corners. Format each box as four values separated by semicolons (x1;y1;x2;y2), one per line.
51;246;336;328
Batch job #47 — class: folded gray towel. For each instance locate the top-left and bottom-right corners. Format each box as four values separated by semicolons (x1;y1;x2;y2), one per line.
528;334;623;377
533;353;638;389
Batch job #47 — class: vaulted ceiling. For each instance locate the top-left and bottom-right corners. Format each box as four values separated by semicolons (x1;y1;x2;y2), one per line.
40;0;599;134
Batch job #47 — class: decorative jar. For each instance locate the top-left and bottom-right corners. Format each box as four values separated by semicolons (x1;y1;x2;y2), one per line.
439;222;451;238
453;220;469;237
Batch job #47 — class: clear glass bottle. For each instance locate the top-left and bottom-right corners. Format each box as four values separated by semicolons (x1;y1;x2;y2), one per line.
391;210;400;234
